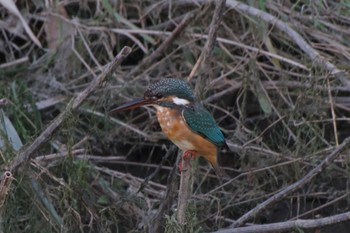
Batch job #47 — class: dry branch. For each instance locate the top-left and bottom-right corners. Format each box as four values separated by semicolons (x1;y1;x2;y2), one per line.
188;0;226;81
213;211;350;233
177;154;192;226
7;46;132;173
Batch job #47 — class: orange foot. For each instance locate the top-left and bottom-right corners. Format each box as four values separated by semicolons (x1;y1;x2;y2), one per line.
178;150;198;173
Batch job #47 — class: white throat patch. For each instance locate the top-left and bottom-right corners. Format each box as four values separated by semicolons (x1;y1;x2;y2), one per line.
172;97;190;105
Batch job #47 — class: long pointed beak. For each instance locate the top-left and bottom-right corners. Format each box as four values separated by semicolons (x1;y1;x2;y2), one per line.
109;97;152;113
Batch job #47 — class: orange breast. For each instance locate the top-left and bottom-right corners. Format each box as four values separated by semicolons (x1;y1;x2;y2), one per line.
156;107;219;167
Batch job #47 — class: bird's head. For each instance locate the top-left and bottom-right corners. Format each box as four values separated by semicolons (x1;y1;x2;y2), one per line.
110;78;195;113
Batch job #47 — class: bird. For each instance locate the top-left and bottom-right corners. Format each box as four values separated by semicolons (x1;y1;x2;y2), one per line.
110;78;227;177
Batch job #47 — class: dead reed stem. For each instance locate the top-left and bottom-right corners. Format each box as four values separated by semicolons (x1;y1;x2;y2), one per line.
0;171;14;233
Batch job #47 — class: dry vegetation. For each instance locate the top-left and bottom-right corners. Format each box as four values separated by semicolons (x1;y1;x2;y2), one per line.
1;0;350;232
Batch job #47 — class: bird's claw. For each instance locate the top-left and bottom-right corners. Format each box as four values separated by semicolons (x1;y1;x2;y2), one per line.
178;150;197;173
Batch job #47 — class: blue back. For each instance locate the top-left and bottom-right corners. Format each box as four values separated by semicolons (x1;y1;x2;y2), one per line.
182;104;225;147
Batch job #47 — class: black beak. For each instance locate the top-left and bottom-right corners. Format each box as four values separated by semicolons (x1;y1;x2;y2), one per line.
109;97;153;113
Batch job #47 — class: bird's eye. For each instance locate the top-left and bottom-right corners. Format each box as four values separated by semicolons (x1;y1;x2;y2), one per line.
155;93;163;99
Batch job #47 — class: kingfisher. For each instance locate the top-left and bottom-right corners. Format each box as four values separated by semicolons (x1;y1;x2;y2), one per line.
110;78;227;177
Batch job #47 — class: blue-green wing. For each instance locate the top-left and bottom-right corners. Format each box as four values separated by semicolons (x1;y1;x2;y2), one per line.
182;105;225;147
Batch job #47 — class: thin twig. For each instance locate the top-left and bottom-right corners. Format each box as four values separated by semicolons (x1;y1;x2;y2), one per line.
8;46;132;173
290;192;348;221
138;146;177;193
84;28;308;70
0;57;29;69
327;76;338;146
128;10;198;77
93;165;166;198
150;146;179;233
230;137;350;228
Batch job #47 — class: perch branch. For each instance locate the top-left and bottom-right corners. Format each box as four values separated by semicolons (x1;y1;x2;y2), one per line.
177;0;227;227
177;152;192;225
8;46;132;173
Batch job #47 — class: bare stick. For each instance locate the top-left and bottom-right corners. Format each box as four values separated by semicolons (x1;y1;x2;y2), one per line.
188;0;226;82
213;211;350;233
8;46;132;173
177;153;192;225
229;137;350;228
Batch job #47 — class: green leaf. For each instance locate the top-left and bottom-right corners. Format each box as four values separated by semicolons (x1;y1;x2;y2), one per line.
97;195;109;205
248;60;272;116
0;109;23;151
255;82;272;116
